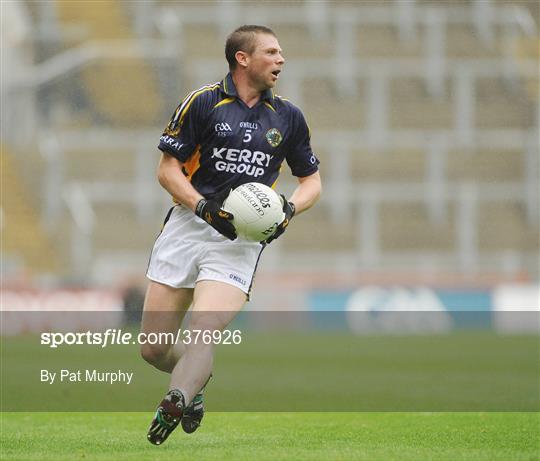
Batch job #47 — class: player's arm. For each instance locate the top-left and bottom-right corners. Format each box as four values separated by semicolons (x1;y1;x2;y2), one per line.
157;152;204;211
288;170;321;215
265;171;321;244
157;152;237;240
265;103;321;244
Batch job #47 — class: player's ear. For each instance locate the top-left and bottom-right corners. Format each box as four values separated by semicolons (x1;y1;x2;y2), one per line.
235;50;249;68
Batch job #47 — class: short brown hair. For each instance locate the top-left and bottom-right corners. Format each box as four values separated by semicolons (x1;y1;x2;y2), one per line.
225;25;276;70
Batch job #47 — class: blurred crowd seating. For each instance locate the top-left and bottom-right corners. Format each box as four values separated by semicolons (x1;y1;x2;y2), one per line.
1;148;58;275
2;0;538;284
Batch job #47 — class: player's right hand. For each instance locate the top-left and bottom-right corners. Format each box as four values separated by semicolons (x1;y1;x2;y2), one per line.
195;197;237;240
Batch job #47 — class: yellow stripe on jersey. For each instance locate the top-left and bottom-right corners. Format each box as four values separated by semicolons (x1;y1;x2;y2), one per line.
178;83;220;126
214;97;236;109
166;83;219;136
264;102;276;112
172;83;218;123
271;165;283;189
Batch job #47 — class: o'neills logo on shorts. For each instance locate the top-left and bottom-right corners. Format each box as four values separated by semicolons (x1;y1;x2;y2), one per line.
229;274;247;286
211;147;271;178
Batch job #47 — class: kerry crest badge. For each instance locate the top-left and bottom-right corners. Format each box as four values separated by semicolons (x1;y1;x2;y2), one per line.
265;128;282;148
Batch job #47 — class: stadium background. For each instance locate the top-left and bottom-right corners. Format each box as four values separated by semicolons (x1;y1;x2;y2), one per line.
2;0;538;316
2;0;539;316
1;1;539;460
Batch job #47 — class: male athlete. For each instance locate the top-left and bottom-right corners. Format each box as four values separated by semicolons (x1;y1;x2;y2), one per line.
142;25;321;445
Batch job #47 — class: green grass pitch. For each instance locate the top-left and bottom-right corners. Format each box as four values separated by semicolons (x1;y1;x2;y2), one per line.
3;332;538;412
2;330;539;459
1;412;539;460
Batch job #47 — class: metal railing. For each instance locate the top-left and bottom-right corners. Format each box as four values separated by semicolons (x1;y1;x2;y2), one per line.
4;0;537;279
36;125;538;279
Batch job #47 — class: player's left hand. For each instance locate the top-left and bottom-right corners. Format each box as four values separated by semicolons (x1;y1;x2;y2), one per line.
264;195;295;244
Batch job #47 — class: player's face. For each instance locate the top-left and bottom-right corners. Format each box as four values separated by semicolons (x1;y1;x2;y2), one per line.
246;34;285;90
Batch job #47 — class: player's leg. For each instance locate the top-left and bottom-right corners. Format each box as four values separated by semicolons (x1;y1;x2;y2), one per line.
147;280;246;444
179;280;247;434
169;280;247;405
142;280;193;445
152;280;244;435
140;280;193;372
181;373;212;434
148;281;246;443
172;241;263;434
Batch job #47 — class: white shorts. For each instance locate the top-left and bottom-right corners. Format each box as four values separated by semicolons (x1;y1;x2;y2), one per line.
146;205;264;296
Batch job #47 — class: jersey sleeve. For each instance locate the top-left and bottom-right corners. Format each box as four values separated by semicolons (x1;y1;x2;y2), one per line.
158;90;208;162
285;105;320;177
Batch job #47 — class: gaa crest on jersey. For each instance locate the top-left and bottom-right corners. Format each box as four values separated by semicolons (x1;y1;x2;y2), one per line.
265;128;282;148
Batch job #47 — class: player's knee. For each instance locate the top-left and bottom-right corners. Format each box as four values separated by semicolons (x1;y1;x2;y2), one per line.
140;342;169;365
189;311;225;333
189;319;221;336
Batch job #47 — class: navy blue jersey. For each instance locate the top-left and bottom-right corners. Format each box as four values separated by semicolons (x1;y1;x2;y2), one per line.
158;73;319;199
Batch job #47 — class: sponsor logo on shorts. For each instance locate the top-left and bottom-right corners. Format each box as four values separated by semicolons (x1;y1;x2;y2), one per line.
229;274;247;286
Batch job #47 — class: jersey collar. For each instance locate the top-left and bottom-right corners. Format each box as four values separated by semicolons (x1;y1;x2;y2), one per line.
222;72;275;103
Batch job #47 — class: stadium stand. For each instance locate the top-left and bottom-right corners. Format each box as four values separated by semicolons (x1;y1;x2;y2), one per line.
516;36;539;101
1;148;58;275
55;0;164;125
2;0;538;284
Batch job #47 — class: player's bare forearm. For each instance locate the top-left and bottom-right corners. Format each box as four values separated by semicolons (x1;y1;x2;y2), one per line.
288;171;321;215
157;152;204;212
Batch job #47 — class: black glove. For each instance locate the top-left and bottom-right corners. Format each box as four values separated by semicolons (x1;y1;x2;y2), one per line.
264;195;295;244
195;197;237;240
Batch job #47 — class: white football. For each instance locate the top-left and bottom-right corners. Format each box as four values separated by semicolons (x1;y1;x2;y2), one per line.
223;182;285;242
